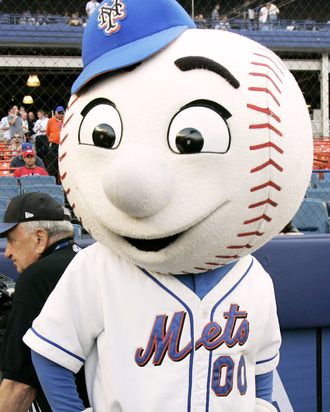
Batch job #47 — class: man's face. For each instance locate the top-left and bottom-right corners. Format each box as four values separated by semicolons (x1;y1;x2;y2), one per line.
37;111;44;119
5;224;40;273
24;154;36;167
55;110;64;120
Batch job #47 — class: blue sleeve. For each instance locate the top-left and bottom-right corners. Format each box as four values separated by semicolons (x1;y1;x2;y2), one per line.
256;371;273;402
32;350;85;411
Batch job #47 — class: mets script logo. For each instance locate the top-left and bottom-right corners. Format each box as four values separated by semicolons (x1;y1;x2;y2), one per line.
135;304;249;367
98;0;127;35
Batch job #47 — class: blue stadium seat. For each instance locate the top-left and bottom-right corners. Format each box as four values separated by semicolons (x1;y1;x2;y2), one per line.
306;187;330;202
0;185;20;198
292;198;330;233
0;176;17;186
21;184;63;196
310;172;319;188
21;184;65;205
315;179;330;189
19;175;56;187
0;197;10;210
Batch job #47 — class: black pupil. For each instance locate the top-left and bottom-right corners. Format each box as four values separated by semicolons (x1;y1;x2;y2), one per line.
176;128;204;154
92;124;116;148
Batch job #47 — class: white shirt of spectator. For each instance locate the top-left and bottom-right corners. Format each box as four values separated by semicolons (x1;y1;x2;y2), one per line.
259;4;279;24
0;116;10;141
86;0;100;17
33;117;48;136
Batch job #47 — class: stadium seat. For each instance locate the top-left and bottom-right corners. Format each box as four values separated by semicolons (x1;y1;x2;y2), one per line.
19;175;56;187
306;187;330;202
310;172;319;188
0;185;20;199
21;184;65;205
0;176;17;186
0;197;10;210
315;179;330;189
21;184;63;196
292;198;330;233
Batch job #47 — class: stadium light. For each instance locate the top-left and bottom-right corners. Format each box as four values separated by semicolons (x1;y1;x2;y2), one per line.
26;74;40;87
22;95;34;104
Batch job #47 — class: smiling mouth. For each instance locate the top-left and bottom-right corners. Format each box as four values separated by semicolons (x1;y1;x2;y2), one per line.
124;232;182;252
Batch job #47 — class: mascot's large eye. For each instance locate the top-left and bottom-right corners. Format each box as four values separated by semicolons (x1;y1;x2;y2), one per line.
78;98;122;149
168;100;231;154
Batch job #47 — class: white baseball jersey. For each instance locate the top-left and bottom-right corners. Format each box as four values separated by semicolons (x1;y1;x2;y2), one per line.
24;242;280;412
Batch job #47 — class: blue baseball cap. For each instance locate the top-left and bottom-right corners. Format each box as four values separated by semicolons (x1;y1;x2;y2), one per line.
72;0;195;94
55;106;65;113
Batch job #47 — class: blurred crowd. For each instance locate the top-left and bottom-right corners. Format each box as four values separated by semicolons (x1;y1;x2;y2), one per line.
0;105;64;180
195;1;281;31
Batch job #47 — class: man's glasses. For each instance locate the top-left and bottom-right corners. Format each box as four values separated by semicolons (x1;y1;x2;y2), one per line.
58;111;64;114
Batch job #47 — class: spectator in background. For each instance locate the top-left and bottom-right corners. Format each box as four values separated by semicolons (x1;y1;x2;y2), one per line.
7;106;23;139
21;111;29;138
10;134;22;156
211;3;221;25
0;111;11;143
259;2;279;30
86;0;100;18
218;15;230;31
14;149;48;178
68;12;83;26
10;143;45;170
33;110;48;160
27;112;36;142
46;106;64;179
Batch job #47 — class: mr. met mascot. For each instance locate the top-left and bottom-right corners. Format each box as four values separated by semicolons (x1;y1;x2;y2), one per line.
24;1;312;411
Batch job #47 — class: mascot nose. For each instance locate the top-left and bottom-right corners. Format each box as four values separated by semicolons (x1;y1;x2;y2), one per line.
103;154;174;218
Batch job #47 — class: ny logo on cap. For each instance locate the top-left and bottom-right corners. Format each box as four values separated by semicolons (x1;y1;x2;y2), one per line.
25;212;34;218
98;0;127;35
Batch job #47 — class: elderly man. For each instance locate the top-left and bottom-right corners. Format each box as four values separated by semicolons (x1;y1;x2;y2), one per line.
0;193;89;412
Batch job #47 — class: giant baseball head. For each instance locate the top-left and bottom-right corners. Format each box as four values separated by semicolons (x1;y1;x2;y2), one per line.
60;0;312;274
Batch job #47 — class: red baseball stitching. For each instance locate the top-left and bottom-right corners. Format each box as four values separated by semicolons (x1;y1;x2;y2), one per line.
248;87;280;106
227;244;252;249
250;62;282;83
232;49;285;248
60;172;67;181
244;214;272;225
248;199;278;208
60;133;69;145
251;181;281;192
59;152;67;162
63;113;74;128
250;142;283;154
250;159;283;173
253;53;285;76
247;104;281;123
249;73;281;93
255;48;286;71
237;231;264;237
249;123;283;137
67;95;79;110
215;255;240;259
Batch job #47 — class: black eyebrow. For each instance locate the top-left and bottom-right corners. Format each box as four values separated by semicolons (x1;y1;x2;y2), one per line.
175;56;240;89
80;98;115;117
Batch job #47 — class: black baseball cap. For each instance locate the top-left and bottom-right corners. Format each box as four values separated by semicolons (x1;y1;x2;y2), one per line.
0;192;70;237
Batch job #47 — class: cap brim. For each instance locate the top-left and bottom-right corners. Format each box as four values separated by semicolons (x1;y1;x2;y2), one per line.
72;25;189;94
0;222;18;237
